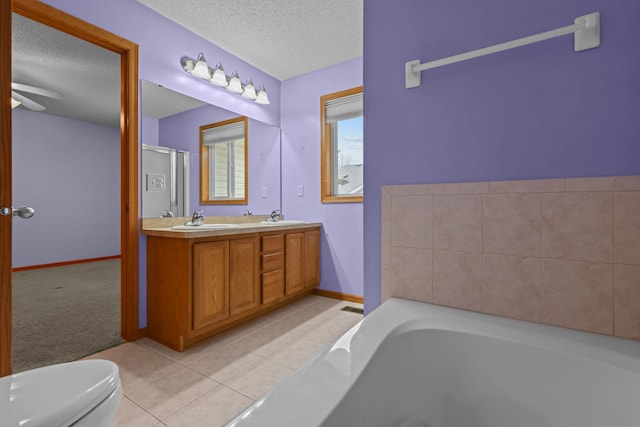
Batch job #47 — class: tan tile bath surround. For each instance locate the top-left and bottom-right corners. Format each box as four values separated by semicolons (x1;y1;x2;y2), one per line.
381;176;640;340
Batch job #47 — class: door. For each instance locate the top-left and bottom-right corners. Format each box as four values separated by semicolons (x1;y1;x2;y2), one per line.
229;237;260;316
193;241;230;329
285;232;305;295
1;0;139;376
142;146;174;218
142;145;189;218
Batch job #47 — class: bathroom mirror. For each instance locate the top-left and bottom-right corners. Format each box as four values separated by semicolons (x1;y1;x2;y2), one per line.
141;80;281;218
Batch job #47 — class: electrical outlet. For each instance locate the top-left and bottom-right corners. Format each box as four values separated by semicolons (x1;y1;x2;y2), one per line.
261;187;268;198
297;185;304;197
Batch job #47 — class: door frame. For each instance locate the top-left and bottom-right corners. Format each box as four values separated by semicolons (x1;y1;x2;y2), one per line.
1;0;139;376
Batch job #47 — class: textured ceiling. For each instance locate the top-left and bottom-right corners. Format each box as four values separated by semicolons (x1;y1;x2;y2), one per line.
12;13;120;126
136;0;363;80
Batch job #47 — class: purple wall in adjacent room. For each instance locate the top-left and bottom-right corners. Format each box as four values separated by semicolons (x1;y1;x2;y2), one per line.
12;109;120;268
157;105;281;217
363;1;640;313
281;57;363;297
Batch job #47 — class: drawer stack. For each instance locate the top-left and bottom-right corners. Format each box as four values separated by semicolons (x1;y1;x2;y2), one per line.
261;234;285;305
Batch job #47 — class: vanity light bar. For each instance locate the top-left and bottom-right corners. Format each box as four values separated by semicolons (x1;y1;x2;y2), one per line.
181;54;270;104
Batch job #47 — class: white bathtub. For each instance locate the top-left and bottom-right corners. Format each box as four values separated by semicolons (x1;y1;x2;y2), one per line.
225;298;640;427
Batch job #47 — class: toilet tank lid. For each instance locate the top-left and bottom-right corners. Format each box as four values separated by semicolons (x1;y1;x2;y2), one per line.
0;359;120;427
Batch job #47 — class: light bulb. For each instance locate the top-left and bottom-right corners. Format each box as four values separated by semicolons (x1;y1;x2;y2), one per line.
192;53;211;80
227;71;243;94
255;87;270;104
242;80;257;100
211;62;228;87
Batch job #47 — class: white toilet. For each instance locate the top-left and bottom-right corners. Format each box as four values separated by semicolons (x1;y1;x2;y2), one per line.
0;359;122;427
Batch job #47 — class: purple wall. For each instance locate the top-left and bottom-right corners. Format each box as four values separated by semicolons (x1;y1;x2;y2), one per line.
12;109;120;268
363;1;640;313
39;0;283;327
281;58;363;297
157;105;281;216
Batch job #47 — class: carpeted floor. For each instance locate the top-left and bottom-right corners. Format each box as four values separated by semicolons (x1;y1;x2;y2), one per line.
12;259;124;373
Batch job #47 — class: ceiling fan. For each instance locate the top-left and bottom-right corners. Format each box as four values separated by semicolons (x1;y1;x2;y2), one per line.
11;82;62;111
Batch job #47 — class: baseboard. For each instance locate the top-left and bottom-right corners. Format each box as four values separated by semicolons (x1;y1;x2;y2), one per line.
312;288;364;304
12;255;121;272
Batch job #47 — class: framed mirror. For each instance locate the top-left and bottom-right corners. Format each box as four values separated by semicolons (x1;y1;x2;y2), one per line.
141;80;281;218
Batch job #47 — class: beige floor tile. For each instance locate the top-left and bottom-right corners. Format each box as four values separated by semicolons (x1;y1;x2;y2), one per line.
232;318;310;357
162;385;253;427
86;295;357;427
128;365;219;420
114;397;160;427
304;312;363;347
265;337;326;370
118;351;178;395
186;341;265;383
223;358;294;400
84;342;158;368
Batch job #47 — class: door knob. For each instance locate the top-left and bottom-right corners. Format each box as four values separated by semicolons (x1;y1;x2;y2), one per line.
0;206;35;219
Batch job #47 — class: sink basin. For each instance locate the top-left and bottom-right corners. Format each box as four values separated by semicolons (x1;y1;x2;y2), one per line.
171;223;240;230
260;220;306;225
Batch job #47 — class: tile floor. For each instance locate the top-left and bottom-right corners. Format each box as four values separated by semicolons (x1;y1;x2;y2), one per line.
84;295;363;426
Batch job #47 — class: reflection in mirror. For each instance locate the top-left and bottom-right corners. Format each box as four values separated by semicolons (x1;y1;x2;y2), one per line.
140;80;281;218
201;116;248;204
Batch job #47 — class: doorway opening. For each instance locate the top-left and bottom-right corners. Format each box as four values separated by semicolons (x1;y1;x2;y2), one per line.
0;0;139;375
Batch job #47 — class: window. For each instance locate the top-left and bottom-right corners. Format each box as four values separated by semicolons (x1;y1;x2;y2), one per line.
321;86;363;203
200;116;248;204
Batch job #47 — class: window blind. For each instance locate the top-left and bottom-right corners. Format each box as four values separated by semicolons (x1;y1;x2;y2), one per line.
202;121;245;145
325;93;363;122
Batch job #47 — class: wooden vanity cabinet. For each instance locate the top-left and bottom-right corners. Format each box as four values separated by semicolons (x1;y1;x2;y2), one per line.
146;226;320;351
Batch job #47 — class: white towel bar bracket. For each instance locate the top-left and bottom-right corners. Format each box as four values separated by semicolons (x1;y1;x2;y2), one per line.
405;12;600;89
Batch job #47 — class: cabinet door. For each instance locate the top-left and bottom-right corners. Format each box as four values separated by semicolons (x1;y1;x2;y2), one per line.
193;241;229;330
285;232;305;295
304;229;320;288
230;237;260;316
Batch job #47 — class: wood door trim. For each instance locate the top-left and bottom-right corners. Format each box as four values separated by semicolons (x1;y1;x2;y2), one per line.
1;0;139;375
1;0;13;377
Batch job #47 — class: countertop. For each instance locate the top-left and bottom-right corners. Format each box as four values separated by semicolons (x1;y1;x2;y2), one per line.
141;218;322;239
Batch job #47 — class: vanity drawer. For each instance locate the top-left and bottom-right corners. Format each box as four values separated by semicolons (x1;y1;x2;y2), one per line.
262;252;283;272
262;234;284;253
262;269;284;304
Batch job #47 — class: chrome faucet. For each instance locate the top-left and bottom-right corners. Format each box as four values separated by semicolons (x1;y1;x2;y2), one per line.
268;209;280;222
185;210;205;226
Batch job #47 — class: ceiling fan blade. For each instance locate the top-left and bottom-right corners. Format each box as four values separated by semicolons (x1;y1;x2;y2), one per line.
11;82;63;99
11;91;46;111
